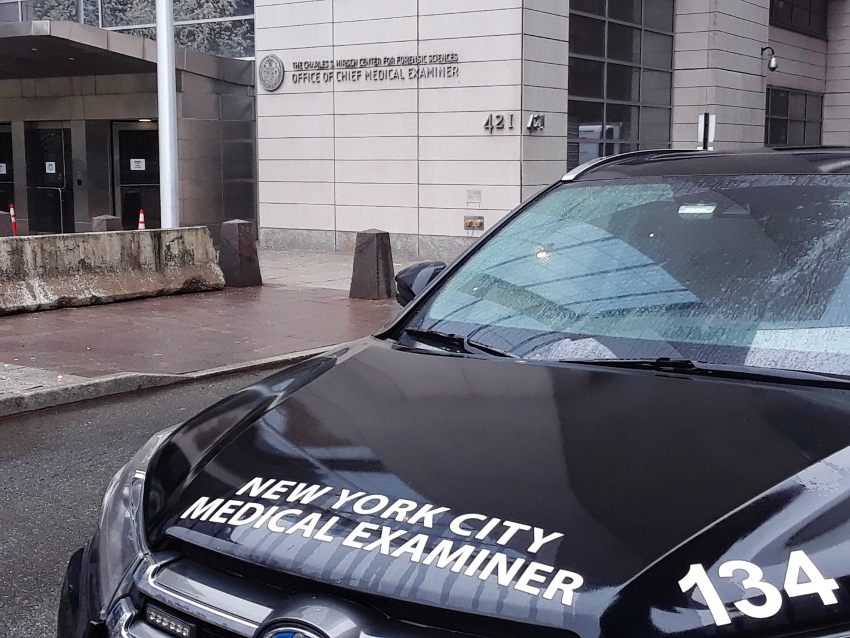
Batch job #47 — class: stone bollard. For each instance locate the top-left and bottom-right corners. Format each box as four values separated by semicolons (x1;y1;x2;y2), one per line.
349;229;395;300
92;215;123;232
219;219;263;287
0;212;12;237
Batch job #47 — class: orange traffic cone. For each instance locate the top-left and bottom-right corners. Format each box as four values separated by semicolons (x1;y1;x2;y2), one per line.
9;203;17;236
137;208;146;230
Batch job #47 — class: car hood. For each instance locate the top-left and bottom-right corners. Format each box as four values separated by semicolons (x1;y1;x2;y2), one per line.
151;338;850;636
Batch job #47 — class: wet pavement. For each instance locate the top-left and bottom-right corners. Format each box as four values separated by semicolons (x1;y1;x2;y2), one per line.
261;248;411;290
0;369;282;638
0;250;406;387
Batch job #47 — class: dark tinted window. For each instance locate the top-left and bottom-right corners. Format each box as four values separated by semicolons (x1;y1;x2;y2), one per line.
570;14;605;57
607;64;640;101
642;31;673;68
641;70;672;105
567;0;674;168
770;0;827;39
644;0;674;30
609;0;642;23
766;87;822;147
607;23;641;63
571;0;604;16
568;100;604;135
570;58;605;98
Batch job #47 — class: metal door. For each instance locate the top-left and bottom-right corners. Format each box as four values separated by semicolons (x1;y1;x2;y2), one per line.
112;122;160;230
25;124;74;234
0;124;13;211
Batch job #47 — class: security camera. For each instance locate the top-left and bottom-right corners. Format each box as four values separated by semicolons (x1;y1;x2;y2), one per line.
761;46;778;72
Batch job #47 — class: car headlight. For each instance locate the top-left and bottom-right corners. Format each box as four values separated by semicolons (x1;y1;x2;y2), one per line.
96;426;176;619
95;352;346;618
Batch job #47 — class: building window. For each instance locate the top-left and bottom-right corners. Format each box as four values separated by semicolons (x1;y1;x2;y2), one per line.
0;0;28;22
765;87;823;147
568;0;675;169
770;0;827;40
29;0;254;58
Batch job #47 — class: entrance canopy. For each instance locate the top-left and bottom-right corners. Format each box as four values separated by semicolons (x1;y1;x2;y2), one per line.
0;21;253;84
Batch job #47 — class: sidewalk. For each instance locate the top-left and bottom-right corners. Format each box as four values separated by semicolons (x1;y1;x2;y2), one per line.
0;250;413;416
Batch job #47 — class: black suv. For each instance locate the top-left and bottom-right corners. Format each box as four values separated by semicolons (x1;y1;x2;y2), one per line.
60;149;850;638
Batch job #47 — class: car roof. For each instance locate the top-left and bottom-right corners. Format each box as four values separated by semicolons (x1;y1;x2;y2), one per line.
563;147;850;181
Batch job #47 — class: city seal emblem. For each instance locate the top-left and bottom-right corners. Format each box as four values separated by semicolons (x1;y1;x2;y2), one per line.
259;54;285;92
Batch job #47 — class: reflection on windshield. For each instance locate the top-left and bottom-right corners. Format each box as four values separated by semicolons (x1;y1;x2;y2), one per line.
436;221;699;321
406;175;850;376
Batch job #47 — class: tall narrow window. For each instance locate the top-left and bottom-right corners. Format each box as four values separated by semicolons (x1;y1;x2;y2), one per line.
765;87;823;147
568;0;675;169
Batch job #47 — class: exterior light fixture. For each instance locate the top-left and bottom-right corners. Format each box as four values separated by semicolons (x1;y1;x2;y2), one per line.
761;46;778;72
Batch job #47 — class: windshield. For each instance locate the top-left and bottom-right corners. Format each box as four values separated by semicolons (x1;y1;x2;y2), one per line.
401;174;850;377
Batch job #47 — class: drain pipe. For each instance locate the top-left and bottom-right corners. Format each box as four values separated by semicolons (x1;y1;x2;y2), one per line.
76;0;83;22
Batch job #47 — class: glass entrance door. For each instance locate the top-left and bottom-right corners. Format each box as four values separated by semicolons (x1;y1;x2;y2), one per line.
25;125;74;234
112;123;160;230
0;125;13;212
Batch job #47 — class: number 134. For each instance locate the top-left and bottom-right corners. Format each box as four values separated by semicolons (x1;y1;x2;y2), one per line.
678;551;839;626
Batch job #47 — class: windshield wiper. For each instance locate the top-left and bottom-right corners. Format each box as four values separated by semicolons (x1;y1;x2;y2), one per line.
558;357;850;388
402;328;520;359
560;357;704;372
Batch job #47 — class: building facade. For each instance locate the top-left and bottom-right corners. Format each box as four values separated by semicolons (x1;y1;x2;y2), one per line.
254;0;850;260
1;0;850;258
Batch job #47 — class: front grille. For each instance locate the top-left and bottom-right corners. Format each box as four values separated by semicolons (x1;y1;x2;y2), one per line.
167;540;568;638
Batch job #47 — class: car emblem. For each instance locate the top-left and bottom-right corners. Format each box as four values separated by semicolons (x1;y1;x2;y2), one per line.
262;626;326;638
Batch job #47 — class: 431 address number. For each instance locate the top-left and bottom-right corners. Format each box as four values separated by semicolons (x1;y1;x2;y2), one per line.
679;551;839;626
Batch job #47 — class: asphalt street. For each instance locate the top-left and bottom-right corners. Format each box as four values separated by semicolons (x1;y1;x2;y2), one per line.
0;367;286;637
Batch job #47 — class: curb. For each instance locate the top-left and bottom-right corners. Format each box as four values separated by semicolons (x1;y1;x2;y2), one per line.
0;346;332;419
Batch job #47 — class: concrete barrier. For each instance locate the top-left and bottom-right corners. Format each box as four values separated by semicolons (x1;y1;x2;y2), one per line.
0;227;225;315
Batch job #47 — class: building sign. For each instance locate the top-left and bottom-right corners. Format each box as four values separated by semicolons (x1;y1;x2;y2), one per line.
0;164;6;175
288;53;461;86
130;159;146;171
45;162;56;174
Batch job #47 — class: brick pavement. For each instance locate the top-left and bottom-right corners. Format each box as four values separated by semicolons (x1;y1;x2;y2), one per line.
0;250;407;396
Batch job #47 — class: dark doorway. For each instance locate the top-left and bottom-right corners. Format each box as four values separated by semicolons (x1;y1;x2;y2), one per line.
113;124;160;230
0;125;13;212
25;125;74;234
